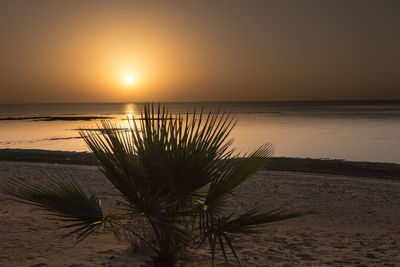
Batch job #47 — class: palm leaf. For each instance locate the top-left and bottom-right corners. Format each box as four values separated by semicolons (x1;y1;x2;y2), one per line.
205;208;311;265
0;176;105;241
205;144;274;213
220;208;312;234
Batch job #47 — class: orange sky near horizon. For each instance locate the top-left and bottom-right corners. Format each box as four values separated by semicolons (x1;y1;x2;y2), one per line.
1;1;400;104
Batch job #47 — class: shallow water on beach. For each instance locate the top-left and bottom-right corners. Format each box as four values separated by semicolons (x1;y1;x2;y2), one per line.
1;101;400;163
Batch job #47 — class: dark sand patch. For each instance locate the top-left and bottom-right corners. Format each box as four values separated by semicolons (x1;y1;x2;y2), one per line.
0;149;399;180
0;116;113;121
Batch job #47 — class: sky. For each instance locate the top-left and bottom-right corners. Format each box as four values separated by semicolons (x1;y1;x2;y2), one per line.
0;0;399;103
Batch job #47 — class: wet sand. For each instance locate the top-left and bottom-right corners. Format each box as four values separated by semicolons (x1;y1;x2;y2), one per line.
1;149;400;180
1;159;400;266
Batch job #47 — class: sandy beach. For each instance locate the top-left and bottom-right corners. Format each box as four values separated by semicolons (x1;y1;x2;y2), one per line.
1;159;400;266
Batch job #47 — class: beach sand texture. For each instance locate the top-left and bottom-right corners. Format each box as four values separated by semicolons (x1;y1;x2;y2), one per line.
1;161;400;266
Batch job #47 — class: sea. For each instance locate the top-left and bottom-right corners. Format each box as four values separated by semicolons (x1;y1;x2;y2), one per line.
1;101;400;163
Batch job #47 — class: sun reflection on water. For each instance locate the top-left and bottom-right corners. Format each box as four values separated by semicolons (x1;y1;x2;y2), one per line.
123;103;141;130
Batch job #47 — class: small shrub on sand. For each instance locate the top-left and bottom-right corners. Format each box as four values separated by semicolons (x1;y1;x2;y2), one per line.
1;104;310;266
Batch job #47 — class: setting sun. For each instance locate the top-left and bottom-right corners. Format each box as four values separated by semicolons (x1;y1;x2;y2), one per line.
125;75;135;84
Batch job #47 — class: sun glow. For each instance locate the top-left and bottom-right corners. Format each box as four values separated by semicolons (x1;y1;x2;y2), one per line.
125;75;135;84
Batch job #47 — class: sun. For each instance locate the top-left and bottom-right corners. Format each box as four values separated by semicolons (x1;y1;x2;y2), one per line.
125;75;135;84
119;71;142;88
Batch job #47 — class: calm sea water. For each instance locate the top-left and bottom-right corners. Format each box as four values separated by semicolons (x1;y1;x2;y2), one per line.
1;101;400;163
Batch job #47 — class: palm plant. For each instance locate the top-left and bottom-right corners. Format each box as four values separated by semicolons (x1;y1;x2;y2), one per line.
1;104;310;266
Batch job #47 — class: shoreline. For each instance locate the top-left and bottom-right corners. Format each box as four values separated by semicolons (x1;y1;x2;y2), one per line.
0;148;399;180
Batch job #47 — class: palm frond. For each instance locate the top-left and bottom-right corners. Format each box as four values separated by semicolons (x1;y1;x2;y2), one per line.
220;208;312;234
204;207;311;265
205;143;274;213
0;176;105;241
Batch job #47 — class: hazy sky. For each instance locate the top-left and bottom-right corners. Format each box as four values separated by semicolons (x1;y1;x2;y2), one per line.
1;0;399;103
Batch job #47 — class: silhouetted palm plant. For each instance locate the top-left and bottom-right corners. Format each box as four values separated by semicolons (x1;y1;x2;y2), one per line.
1;104;310;266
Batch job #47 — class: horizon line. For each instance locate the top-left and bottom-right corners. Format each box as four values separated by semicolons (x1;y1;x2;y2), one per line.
1;99;400;105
